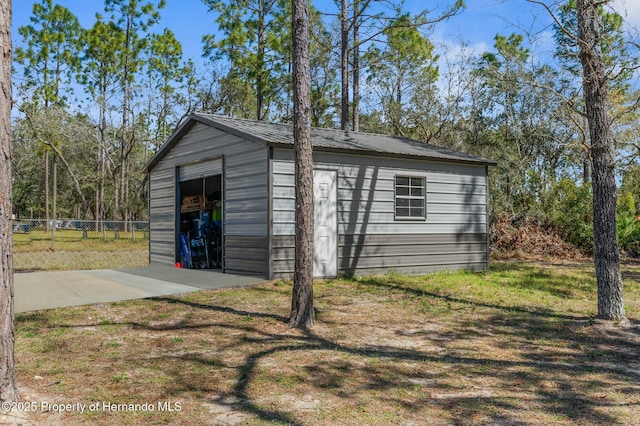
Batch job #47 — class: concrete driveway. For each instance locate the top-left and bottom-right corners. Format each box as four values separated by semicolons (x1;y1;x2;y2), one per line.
14;265;266;313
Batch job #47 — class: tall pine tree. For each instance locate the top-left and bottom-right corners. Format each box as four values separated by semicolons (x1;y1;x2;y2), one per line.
202;0;291;121
290;0;314;328
0;0;18;404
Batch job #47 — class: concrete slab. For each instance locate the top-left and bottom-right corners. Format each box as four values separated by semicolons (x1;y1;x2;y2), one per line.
14;265;266;313
116;264;266;290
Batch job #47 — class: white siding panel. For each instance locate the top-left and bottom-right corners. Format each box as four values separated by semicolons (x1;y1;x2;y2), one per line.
429;193;487;205
429;181;487;195
272;198;296;210
427;203;487;215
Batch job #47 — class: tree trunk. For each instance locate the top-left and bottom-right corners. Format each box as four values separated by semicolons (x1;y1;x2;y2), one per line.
99;147;105;232
257;0;265;120
340;0;349;131
582;117;591;184
51;155;57;247
120;12;133;225
120;145;126;222
290;0;314;329
44;149;49;231
577;0;626;322
582;147;591;184
352;0;359;132
98;94;106;233
0;0;18;403
41;139;88;220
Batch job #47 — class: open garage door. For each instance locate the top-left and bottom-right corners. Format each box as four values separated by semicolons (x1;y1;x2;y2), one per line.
177;158;223;270
179;158;222;181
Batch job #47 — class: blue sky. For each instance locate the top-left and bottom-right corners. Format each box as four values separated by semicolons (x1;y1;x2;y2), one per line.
10;1;557;64
12;0;640;71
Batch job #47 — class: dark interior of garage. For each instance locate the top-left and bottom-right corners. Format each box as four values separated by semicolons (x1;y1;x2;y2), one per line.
177;174;222;269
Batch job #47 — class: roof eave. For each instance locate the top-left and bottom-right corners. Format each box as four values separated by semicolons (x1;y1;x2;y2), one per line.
266;141;497;166
194;114;271;146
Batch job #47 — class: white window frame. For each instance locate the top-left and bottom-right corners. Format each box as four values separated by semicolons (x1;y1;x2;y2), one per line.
394;175;426;221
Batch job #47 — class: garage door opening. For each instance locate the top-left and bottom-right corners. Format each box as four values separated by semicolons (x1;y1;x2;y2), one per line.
177;160;223;270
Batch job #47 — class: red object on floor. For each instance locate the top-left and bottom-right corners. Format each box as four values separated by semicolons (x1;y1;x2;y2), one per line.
175;262;181;268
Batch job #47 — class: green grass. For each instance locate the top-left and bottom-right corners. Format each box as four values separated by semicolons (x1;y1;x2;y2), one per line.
12;230;149;271
13;229;148;247
12;260;640;425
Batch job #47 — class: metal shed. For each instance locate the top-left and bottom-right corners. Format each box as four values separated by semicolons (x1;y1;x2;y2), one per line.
145;113;494;279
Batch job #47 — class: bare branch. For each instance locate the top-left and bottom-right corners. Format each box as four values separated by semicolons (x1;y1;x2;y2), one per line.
526;0;581;44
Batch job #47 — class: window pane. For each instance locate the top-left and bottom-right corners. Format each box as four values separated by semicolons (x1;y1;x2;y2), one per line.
410;208;424;218
396;198;410;207
396;186;409;196
411;177;424;186
411;187;423;196
396;207;409;217
410;199;424;208
396;176;409;186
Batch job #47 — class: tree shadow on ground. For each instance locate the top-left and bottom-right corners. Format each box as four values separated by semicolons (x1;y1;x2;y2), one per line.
20;268;640;425
140;287;639;425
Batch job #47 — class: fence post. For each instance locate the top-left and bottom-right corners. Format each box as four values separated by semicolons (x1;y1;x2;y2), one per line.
51;219;55;249
130;213;135;241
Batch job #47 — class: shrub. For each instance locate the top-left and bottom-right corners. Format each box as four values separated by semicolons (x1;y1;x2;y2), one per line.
542;178;593;252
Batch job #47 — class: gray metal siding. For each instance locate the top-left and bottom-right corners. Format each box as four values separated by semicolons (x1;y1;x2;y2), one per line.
271;149;488;278
148;123;269;275
149;167;176;264
179;158;223;181
225;236;269;276
272;150;487;235
272;234;487;278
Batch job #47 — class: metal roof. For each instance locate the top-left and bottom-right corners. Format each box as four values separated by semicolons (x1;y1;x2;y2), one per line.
146;113;494;172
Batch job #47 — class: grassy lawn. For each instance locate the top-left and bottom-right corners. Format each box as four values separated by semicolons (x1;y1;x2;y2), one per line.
10;261;640;425
13;230;149;271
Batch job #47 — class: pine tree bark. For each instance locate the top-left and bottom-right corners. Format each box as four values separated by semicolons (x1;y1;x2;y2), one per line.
340;0;349;131
351;0;359;132
51;155;57;247
289;0;314;328
0;0;18;403
582;116;591;184
44;149;49;232
256;0;265;120
577;0;626;322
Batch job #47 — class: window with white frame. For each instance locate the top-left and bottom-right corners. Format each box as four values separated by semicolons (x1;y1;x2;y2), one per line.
395;176;425;219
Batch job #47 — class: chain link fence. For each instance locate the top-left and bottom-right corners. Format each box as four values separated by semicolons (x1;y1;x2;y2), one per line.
11;219;149;242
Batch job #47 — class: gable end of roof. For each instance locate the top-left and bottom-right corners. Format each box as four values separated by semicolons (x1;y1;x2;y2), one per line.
146;113;495;172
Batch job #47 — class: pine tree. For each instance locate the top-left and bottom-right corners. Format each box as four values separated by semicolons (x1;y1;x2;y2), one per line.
576;0;626;322
0;0;18;404
14;0;83;233
289;0;314;328
202;0;291;121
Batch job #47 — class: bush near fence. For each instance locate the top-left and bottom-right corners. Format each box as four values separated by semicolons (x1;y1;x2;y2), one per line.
11;219;149;242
